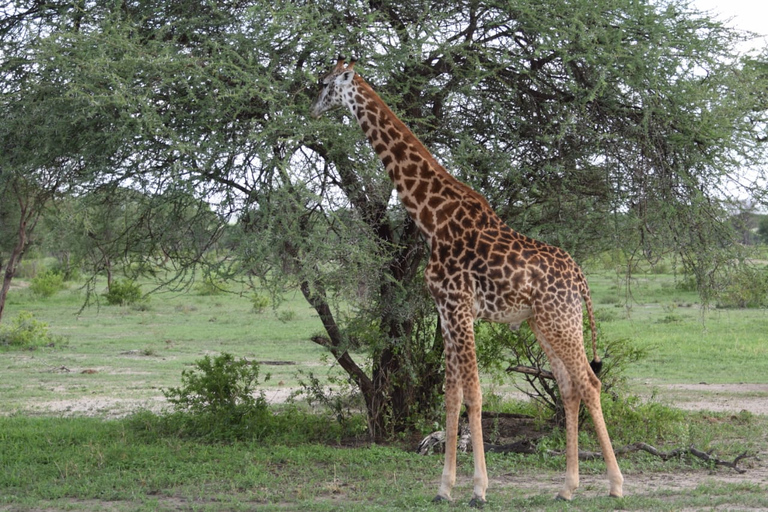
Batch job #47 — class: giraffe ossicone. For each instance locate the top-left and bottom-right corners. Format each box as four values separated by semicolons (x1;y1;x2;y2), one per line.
311;56;624;504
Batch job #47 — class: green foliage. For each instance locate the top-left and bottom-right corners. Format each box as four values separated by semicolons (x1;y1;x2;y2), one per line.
195;276;228;296
162;353;270;440
103;279;143;306
757;217;768;245
716;265;768;309
600;395;685;446
48;260;81;282
250;292;270;314
277;309;298;323
476;315;647;426
294;368;366;434
0;311;63;350
29;269;66;298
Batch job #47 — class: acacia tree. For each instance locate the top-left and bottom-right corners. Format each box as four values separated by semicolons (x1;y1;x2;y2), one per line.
2;0;766;433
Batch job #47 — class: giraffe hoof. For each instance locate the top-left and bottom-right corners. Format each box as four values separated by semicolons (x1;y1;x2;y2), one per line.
469;497;486;508
432;494;450;504
555;493;572;502
609;492;624;499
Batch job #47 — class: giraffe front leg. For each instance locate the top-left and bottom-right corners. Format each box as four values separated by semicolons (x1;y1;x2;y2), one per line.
465;393;488;507
434;373;461;503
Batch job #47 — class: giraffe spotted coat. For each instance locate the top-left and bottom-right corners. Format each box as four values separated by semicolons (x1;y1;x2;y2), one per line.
311;57;623;505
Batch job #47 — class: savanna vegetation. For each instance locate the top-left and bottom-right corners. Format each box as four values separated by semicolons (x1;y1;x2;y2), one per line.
2;263;768;511
1;0;768;509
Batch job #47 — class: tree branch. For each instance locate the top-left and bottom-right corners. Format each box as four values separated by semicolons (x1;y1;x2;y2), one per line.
567;443;754;474
507;364;555;380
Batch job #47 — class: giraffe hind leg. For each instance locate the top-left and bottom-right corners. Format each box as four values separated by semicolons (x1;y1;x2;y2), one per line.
580;375;624;497
530;317;623;500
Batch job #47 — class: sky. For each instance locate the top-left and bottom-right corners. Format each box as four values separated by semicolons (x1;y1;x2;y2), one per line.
690;0;768;53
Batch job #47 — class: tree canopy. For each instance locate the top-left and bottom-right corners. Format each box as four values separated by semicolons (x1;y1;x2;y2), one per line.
1;0;766;433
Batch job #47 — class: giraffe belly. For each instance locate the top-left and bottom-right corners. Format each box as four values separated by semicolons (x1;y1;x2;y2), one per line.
474;299;532;328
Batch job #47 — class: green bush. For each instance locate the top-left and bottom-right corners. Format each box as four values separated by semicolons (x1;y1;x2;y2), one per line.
277;309;298;323
29;269;66;298
0;311;64;350
476;314;647;427
716;265;768;309
49;260;81;281
103;279;144;306
600;394;684;446
250;292;270;314
162;353;270;440
195;276;228;296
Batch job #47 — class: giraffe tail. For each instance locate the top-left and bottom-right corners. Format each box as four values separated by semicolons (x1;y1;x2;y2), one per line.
581;277;602;377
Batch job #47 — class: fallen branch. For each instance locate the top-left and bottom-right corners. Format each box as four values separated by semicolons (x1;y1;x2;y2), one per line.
558;442;754;474
418;430;755;474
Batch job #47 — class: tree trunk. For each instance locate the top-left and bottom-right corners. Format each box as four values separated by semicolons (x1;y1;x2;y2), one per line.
0;216;29;324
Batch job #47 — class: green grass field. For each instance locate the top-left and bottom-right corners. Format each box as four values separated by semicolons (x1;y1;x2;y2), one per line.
1;269;767;511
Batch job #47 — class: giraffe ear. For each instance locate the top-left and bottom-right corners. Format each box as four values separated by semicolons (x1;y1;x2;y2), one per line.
338;70;355;85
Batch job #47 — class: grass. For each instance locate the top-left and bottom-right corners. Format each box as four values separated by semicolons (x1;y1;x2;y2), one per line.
2;413;766;511
1;267;768;510
586;271;768;385
1;278;339;415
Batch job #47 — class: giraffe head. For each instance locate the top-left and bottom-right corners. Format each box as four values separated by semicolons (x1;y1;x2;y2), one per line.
309;56;357;119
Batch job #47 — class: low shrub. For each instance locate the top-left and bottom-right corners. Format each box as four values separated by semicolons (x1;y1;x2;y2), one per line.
250;292;270;314
104;279;144;306
0;311;64;350
162;353;270;440
29;269;66;298
195;277;228;296
716;265;768;309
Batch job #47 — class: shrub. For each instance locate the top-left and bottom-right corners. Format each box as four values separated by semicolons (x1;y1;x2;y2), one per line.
162;353;270;440
250;292;270;314
277;309;298;323
476;314;647;427
0;311;64;350
294;368;366;432
716;265;768;309
29;269;66;298
49;260;81;281
195;276;228;296
104;279;144;306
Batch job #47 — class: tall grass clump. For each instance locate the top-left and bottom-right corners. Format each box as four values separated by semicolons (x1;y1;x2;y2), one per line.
250;292;270;313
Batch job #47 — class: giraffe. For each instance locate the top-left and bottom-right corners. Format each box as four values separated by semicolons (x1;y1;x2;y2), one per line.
310;56;624;505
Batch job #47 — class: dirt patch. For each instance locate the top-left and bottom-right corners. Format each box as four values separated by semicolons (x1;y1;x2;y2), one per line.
490;461;768;500
655;383;768;415
23;396;169;418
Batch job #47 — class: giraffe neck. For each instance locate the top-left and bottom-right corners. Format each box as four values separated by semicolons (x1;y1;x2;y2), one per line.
343;75;486;238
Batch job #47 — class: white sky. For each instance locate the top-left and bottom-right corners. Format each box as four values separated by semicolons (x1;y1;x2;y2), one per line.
690;0;768;53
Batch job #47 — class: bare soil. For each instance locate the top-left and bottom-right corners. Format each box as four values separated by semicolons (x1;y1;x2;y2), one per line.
656;382;768;415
